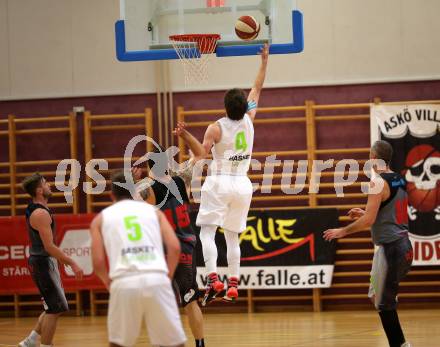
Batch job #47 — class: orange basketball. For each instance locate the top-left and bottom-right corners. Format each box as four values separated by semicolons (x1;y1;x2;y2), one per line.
235;15;260;41
407;182;440;212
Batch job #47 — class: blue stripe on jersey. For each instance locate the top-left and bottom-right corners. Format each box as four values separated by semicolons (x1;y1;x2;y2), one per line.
247;100;257;111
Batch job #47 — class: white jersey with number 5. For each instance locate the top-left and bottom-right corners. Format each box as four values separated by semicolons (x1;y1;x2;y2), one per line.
101;199;168;280
211;113;254;176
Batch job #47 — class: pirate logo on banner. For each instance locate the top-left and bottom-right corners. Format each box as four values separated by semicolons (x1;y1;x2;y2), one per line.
372;104;440;265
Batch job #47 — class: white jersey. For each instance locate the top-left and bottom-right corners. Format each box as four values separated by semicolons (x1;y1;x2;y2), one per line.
211;113;254;176
101;200;167;280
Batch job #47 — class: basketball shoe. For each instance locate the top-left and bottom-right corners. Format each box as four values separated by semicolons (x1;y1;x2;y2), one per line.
223;276;239;303
201;273;224;306
18;337;37;347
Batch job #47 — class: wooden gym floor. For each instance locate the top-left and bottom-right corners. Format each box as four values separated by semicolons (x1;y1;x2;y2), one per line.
0;309;437;347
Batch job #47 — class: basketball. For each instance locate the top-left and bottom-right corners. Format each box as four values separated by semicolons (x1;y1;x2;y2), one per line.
235;15;260;41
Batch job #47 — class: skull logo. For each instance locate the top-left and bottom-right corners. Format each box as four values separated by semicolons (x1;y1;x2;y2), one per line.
403;144;440;213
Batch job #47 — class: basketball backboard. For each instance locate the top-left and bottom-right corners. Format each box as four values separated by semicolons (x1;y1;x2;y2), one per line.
115;0;303;61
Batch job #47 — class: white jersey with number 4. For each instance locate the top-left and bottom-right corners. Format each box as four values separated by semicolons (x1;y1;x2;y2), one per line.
101;199;168;280
211;113;254;176
197;112;255;233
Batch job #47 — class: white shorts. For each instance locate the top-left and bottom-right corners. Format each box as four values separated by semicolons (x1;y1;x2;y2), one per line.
196;175;253;233
108;272;186;347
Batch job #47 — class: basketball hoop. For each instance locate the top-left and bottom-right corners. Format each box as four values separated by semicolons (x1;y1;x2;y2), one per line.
169;34;221;85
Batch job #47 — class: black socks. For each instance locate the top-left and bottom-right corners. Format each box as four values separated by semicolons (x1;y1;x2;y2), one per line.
195;338;205;347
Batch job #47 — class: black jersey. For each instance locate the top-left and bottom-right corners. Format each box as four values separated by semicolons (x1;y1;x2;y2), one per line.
25;203;55;257
371;173;409;245
151;176;196;246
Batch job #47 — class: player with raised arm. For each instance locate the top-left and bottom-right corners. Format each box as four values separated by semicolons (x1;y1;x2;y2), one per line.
135;122;207;347
196;44;269;305
90;170;186;347
18;173;83;347
324;140;413;347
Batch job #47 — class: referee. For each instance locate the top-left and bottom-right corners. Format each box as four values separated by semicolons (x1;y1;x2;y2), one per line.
18;173;83;347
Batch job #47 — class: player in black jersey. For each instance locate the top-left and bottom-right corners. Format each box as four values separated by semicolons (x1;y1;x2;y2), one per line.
134;122;207;347
324;141;412;347
18;173;83;347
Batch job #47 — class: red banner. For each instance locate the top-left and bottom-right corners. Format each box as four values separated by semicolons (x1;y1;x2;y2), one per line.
0;214;106;294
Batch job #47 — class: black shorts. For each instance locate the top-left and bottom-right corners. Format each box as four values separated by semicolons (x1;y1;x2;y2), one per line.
369;237;413;311
173;242;200;307
28;256;69;314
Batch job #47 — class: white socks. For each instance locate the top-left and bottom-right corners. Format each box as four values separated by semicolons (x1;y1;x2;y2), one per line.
28;330;39;343
40;344;52;347
200;225;241;278
200;225;218;275
224;229;240;278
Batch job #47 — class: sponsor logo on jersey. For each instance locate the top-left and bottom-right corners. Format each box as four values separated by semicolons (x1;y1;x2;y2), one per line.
121;245;155;256
228;154;250;161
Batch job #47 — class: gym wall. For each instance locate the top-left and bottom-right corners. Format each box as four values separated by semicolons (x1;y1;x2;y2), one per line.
1;0;440;100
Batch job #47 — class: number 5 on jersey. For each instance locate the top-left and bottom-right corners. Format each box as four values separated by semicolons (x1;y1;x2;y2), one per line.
124;216;142;241
235;131;248;151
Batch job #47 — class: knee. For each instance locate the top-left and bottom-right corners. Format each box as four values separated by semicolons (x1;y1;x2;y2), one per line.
224;229;239;244
46;305;68;316
183;300;198;313
46;311;64;317
200;225;217;241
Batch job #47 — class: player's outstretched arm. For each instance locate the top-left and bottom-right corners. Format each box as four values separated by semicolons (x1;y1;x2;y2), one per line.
247;43;269;122
30;209;83;280
323;179;384;241
157;210;181;279
90;213;111;289
173;121;206;161
172;121;208;187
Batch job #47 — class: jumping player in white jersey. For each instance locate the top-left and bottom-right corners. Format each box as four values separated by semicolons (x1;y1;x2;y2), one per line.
197;44;269;305
90;170;186;347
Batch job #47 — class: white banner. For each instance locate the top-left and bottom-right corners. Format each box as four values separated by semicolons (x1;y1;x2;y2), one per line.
196;265;335;289
410;233;440;266
372;104;440;139
370;104;440;266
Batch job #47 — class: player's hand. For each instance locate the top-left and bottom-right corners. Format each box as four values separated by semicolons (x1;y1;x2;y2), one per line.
259;43;269;65
173;121;187;137
323;228;347;241
70;262;84;280
347;208;365;220
131;166;143;181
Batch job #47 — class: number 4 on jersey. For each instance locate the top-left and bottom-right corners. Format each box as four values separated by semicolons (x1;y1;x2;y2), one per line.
235;131;248;151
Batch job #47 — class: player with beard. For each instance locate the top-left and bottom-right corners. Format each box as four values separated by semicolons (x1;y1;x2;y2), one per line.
135;123;207;347
324;140;413;347
18;173;83;347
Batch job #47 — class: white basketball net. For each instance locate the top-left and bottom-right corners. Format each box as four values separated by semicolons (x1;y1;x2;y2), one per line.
170;34;220;86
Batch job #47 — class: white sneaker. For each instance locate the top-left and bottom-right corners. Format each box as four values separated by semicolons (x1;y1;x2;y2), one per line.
401;342;412;347
18;338;37;347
